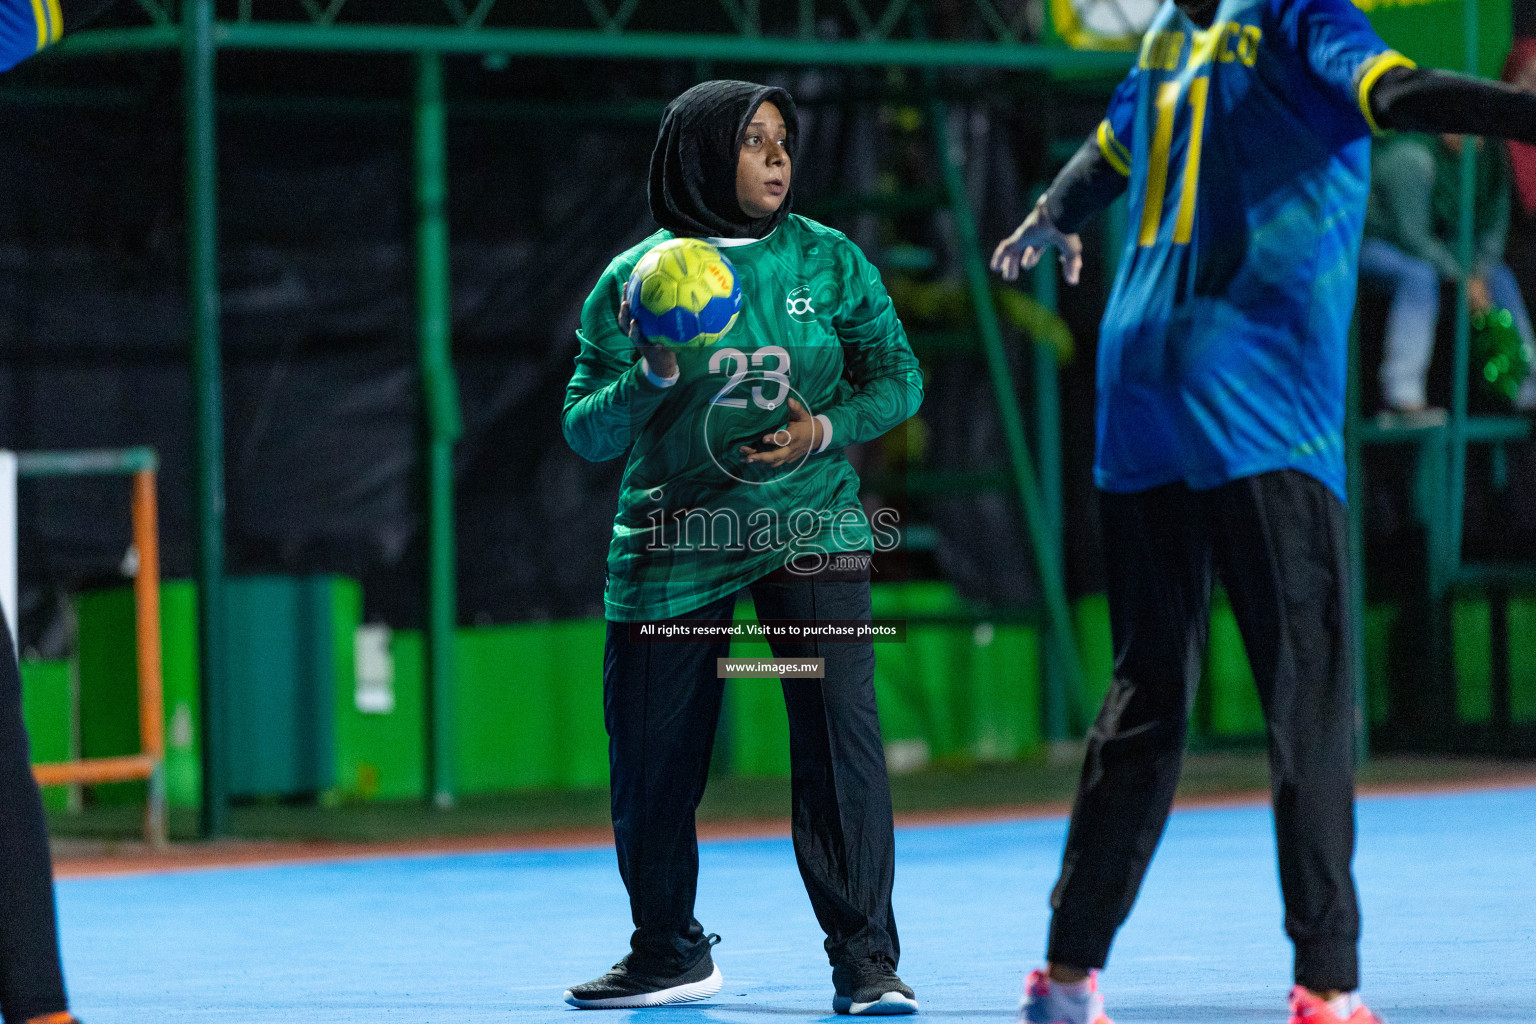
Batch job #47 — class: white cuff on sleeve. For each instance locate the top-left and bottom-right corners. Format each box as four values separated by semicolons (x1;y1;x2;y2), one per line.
813;414;834;454
641;357;680;389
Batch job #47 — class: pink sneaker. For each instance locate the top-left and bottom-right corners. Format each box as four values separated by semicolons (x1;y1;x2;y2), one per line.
1287;986;1385;1024
1019;968;1112;1024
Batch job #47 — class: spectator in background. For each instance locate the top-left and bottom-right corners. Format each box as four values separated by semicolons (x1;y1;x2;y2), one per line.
1361;132;1536;422
1503;39;1536;304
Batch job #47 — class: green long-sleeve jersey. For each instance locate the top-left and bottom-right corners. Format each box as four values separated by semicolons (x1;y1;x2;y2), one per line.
563;214;924;621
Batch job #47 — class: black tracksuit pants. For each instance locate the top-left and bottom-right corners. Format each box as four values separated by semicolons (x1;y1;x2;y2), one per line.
1047;470;1361;992
0;616;70;1022
603;572;898;973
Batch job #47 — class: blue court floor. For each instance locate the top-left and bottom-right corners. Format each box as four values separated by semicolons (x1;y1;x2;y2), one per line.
58;786;1535;1023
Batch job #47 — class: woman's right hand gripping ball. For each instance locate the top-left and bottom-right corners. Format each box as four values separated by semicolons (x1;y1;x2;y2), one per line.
619;298;679;379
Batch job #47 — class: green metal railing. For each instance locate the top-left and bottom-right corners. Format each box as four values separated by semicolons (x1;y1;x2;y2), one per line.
183;0;230;839
72;0;1051;42
13;447;158;476
1443;0;1479;603
414;51;461;810
57;22;1134;70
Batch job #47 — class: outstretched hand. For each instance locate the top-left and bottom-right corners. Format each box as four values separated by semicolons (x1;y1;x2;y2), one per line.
990;197;1083;286
1468;276;1494;317
620;298;679;379
739;397;821;466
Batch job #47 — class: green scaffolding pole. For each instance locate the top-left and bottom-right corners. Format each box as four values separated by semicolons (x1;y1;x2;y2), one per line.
415;51;462;809
1032;242;1072;742
1431;0;1479;723
929;103;1086;737
1444;0;1479;586
184;0;229;838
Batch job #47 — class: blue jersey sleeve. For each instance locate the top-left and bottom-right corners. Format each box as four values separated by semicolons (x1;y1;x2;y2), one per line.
1095;67;1139;177
1272;0;1412;134
0;0;58;71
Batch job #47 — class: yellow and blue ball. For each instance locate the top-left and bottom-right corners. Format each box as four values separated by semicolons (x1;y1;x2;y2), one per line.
626;238;742;348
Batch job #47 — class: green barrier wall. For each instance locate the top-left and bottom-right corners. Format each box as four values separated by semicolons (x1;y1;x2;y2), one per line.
74;576;351;807
45;578;1510;807
331;594;424;802
1453;597;1536;724
1186;596;1402;743
1363;0;1511;80
455;619;609;793
723;619;788;778
1363;603;1400;728
726;585;1044;779
1075;593;1114;716
76;580;201;808
874;583;1041;767
1203;593;1265;739
19;660;70;811
221;576;341;797
332;619;611;799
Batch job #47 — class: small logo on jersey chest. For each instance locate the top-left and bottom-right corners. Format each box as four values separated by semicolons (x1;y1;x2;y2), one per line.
786;285;817;323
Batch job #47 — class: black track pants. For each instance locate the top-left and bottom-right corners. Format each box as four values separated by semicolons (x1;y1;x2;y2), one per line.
1047;470;1361;992
0;616;69;1022
603;574;898;973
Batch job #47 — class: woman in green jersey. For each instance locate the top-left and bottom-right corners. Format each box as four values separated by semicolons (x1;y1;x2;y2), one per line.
561;80;923;1016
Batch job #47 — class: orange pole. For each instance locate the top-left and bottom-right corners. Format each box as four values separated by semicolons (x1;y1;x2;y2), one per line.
132;469;167;846
131;470;163;760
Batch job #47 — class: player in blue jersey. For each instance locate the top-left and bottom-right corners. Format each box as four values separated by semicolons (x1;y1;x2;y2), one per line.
0;616;77;1024
991;0;1536;1021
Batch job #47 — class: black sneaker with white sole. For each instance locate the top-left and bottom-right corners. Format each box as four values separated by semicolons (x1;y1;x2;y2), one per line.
563;936;723;1009
831;952;919;1015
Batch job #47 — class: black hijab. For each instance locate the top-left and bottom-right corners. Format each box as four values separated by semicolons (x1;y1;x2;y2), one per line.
648;79;799;239
1174;0;1219;27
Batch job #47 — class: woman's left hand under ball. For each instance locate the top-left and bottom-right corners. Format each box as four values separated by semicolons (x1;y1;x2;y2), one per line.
739;397;822;466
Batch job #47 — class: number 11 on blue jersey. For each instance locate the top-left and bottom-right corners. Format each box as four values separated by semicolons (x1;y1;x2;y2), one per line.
1139;76;1210;247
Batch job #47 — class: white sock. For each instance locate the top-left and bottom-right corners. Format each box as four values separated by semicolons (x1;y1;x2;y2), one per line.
1326;992;1362;1018
1052;978;1092;997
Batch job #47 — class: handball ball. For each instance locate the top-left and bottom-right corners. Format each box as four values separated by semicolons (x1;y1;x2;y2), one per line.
626;238;742;348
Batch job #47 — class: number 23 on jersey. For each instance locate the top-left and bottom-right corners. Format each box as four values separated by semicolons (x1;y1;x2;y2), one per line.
708;345;791;411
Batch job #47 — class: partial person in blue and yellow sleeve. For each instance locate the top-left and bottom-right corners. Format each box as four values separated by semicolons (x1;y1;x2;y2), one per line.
991;0;1536;1022
0;0;63;71
0;0;113;71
